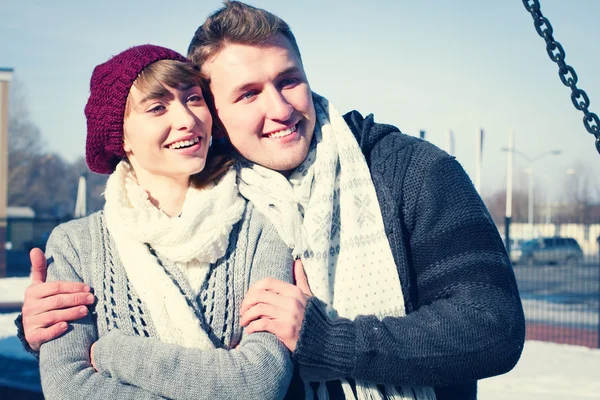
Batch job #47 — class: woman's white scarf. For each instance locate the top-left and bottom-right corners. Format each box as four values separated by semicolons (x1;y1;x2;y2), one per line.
104;161;245;349
237;93;436;400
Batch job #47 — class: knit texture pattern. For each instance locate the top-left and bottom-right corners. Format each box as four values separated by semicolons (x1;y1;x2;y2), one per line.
104;162;245;349
289;111;526;400
237;94;435;400
38;205;294;400
84;44;189;174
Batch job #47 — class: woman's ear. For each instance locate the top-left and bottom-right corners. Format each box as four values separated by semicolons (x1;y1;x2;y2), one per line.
123;135;131;153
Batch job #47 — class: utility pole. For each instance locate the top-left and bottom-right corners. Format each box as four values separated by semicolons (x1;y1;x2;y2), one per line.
505;130;514;254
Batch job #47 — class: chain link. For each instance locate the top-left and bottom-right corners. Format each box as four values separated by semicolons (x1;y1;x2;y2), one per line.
523;0;600;154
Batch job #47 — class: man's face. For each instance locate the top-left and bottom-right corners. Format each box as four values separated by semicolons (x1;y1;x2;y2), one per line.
203;35;315;173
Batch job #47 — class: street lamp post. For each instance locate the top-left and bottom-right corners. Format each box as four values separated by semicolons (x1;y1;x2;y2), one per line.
501;145;561;236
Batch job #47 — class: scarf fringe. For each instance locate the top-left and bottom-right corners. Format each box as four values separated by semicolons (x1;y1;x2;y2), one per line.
317;382;330;400
238;94;434;399
304;380;314;400
340;378;357;400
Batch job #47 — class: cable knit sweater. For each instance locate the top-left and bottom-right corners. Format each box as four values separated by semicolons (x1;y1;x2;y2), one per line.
286;111;526;400
38;203;293;400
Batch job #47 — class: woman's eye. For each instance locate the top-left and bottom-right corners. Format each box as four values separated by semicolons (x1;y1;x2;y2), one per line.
148;105;165;114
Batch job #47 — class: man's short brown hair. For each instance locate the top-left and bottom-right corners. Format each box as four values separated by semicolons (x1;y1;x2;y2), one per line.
187;1;302;70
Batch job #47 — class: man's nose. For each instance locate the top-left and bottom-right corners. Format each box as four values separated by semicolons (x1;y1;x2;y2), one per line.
265;88;293;121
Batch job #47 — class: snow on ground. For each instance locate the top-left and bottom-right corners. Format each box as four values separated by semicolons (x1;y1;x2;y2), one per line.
478;341;600;399
0;313;35;361
1;277;599;398
0;277;30;303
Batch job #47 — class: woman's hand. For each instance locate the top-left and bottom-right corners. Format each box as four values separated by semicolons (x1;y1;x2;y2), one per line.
90;342;98;371
240;259;313;352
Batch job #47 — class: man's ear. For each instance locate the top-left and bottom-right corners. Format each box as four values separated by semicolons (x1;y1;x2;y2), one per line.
211;115;228;139
212;125;226;139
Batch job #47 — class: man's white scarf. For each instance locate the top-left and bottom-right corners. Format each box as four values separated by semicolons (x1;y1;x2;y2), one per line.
237;93;436;400
104;161;245;349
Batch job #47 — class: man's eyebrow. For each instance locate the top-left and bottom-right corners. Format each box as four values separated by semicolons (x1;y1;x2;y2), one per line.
178;83;197;92
229;66;303;97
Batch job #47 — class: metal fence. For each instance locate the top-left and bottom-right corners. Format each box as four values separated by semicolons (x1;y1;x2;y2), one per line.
2;217;599;348
503;222;600;349
1;217;66;277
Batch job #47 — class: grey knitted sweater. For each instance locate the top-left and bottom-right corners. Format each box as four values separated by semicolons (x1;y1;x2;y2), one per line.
39;202;293;400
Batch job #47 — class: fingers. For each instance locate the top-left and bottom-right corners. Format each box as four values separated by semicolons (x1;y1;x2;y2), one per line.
293;259;313;296
26;306;89;329
91;342;97;370
241;283;305;315
25;281;91;301
240;290;305;327
22;282;94;350
239;303;281;327
241;278;305;314
246;277;296;296
24;306;89;350
25;322;69;352
30;248;48;284
22;292;95;316
245;318;299;352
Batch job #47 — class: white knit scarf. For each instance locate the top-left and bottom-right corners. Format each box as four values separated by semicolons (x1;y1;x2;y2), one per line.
104;161;245;349
237;93;436;400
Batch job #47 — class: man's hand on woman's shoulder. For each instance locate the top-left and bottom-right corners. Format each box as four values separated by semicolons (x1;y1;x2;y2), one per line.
22;248;95;351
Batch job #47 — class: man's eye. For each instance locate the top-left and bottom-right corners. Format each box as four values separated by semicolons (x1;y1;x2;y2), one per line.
281;78;298;88
187;94;204;103
241;90;258;100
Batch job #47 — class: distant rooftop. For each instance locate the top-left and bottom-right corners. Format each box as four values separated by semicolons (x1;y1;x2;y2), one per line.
7;206;35;218
0;67;13;72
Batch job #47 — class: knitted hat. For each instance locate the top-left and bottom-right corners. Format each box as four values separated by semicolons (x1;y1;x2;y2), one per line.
84;44;189;174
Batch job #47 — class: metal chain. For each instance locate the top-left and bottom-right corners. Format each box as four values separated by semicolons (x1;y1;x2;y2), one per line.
523;0;600;154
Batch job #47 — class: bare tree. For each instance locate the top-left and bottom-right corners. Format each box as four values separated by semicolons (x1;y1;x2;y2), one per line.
7;79;78;217
558;162;600;224
7;77;44;175
483;189;529;225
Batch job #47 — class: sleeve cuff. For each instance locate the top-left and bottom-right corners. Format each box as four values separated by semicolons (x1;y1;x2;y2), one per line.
293;297;356;377
91;330;120;377
14;314;40;360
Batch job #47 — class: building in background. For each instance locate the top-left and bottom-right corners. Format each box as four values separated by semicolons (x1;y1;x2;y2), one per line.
0;67;14;278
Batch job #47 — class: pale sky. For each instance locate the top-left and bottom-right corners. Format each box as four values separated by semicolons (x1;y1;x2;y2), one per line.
2;0;600;201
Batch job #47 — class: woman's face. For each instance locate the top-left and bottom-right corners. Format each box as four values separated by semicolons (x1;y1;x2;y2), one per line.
123;82;213;184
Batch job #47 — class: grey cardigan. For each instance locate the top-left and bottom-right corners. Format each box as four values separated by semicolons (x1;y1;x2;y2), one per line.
39;203;293;400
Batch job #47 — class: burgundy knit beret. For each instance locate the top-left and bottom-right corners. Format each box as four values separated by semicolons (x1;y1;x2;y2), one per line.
84;44;189;174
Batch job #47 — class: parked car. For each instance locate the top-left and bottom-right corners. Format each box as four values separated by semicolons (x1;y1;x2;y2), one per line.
508;239;526;264
514;237;583;266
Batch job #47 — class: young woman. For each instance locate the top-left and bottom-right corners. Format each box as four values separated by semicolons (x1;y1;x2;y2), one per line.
38;44;293;400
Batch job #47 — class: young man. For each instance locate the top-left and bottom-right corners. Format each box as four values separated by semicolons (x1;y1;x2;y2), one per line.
17;2;525;399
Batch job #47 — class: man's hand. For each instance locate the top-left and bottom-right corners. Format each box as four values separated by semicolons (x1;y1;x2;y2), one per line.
240;259;313;352
22;248;95;351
